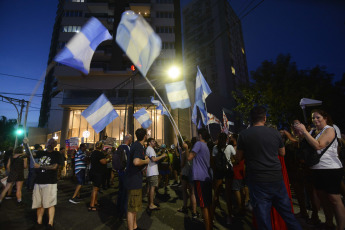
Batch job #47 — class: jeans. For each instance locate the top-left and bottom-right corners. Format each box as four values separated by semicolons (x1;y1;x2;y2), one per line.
26;168;36;190
116;171;128;217
248;180;302;230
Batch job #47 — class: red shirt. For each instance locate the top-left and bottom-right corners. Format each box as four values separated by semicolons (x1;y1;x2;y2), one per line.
233;160;245;180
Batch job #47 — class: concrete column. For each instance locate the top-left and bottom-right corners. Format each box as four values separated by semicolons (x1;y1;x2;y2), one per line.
127;105;134;139
60;108;71;148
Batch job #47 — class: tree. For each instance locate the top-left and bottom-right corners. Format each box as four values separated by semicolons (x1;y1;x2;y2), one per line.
0;116;17;151
233;54;345;130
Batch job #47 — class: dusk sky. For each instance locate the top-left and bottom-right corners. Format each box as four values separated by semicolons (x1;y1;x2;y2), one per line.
0;0;344;127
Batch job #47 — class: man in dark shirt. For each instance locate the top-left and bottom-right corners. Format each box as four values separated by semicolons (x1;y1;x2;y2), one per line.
126;128;149;230
236;106;301;230
89;141;107;211
32;138;62;230
116;134;132;220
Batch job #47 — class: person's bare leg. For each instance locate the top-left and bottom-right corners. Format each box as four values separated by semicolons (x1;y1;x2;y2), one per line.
48;206;55;226
328;194;345;230
201;207;212;230
72;185;82;198
189;183;197;214
7;183;13;196
149;186;157;209
225;178;233;218
127;211;135;230
0;182;13;201
211;179;222;220
37;207;44;224
133;212;137;229
90;186;98;207
15;181;23;201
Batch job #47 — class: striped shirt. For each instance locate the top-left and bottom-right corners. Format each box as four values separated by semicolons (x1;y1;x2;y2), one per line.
75;149;86;174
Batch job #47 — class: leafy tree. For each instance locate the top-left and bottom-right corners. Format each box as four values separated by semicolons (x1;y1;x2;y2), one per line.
0;116;17;151
233;54;345;130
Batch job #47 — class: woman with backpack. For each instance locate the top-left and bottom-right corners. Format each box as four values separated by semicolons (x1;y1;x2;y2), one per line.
211;133;236;225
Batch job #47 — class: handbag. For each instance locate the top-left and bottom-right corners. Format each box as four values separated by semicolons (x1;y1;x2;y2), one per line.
299;129;336;167
1;176;8;187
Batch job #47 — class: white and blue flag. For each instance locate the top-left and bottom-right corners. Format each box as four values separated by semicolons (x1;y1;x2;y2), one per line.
54;17;112;74
81;94;119;133
165;81;191;109
191;104;197;125
195;66;212;108
116;11;162;77
133;108;152;129
197;120;203;129
151;96;168;116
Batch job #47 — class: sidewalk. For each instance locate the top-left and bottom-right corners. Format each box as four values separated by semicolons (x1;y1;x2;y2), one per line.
0;177;332;230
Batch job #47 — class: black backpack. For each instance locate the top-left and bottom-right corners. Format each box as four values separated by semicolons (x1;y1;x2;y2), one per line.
112;145;127;171
214;146;232;173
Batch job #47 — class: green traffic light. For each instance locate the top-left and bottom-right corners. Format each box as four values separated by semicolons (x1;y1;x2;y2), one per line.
16;128;24;135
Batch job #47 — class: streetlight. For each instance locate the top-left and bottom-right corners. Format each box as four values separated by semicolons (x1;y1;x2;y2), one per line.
167;66;181;79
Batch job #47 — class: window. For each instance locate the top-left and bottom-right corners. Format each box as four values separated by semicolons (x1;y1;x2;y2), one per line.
241;48;245;54
156;0;173;4
162;42;175;49
64;10;83;17
155;26;174;34
156;11;174;18
62;26;81;33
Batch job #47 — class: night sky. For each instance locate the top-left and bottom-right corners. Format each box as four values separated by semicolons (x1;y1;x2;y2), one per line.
0;0;344;127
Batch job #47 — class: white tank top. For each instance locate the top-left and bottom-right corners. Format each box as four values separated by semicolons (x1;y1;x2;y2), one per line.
311;125;343;169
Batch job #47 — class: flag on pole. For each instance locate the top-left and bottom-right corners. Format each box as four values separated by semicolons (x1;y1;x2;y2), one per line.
81;94;119;133
54;17;112;74
222;110;229;134
197;120;203;129
207;113;221;125
228;121;234;126
151;96;168;116
133;108;152;129
195;66;212;108
116;10;162;77
192;104;197;125
165;81;191;109
199;106;208;125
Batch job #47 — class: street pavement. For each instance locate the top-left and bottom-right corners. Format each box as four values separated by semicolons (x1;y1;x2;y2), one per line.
0;176;331;230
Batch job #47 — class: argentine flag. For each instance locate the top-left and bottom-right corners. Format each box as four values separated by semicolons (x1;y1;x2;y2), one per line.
133;108;152;129
191;104;197;125
116;11;162;77
81;94;119;133
165;81;191;109
151;96;168;116
195;66;212;108
54;17;112;74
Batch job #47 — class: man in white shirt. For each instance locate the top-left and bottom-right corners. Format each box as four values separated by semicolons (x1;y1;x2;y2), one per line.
146;138;167;210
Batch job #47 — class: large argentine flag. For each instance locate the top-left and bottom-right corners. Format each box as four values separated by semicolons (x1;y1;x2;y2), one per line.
116;11;162;77
165;81;191;109
195;66;212;108
133;108;152;129
54;17;112;74
81;94;119;133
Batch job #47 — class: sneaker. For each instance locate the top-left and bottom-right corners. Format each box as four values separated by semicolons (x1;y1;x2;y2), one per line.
69;197;80;204
17;201;25;208
177;182;182;187
177;206;188;214
192;212;199;220
46;224;54;230
171;181;179;186
4;195;14;200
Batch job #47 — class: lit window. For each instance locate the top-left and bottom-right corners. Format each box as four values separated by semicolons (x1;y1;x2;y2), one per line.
231;66;236;75
242;48;245;54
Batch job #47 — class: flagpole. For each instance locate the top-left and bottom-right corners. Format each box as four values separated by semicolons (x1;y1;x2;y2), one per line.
204;102;213;141
143;76;184;142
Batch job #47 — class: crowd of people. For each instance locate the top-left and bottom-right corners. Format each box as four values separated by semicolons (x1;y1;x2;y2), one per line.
0;106;345;230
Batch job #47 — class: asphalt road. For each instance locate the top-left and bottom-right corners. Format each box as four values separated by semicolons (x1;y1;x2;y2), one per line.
0;177;328;230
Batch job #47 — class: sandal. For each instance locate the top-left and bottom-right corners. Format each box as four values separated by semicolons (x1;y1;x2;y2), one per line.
88;206;97;212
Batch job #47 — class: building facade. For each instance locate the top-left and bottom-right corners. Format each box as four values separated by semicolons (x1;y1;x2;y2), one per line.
183;0;249;132
39;0;188;148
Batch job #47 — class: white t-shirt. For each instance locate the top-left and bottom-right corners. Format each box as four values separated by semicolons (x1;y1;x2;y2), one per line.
311;125;343;170
212;145;236;167
146;146;159;176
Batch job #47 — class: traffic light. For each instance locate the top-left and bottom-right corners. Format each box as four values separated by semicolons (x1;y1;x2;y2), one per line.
131;65;136;71
15;125;24;136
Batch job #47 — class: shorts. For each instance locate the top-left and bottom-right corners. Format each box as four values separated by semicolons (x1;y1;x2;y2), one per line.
213;169;233;180
90;172;103;188
127;189;142;212
312;168;344;194
232;179;245;191
76;170;86;185
182;175;194;185
147;175;158;187
159;170;170;176
32;184;57;209
194;180;212;208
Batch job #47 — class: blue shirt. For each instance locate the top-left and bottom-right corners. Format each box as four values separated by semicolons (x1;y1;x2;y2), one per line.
75;149;86;174
191;141;211;181
126;141;145;190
